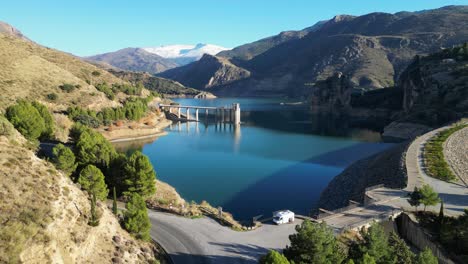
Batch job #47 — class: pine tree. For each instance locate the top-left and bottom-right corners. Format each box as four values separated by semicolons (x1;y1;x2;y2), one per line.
420;184;440;211
415;248;438;264
52;143;77;176
388;231;415;264
78;165;109;201
357;222;390;263
32;101;55;139
124;193;151;241
113;186;118;215
259;250;290;264
123;151;156;198
75;130;115;168
283;220;346;264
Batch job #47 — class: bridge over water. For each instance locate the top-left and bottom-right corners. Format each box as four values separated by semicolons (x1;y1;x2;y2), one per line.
159;103;241;124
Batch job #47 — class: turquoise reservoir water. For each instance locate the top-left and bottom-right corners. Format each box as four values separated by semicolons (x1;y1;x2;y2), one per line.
120;98;393;220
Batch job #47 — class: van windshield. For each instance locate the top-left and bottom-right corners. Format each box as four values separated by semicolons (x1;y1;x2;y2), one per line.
273;217;280;221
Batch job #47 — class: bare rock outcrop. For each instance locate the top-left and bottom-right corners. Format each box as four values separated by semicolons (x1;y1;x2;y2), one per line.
309;72;353;115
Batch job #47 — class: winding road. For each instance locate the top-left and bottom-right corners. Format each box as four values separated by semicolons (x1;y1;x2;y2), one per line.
149;124;468;264
149;211;300;264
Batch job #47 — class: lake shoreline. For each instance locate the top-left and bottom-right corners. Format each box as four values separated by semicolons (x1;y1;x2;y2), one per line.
100;113;173;143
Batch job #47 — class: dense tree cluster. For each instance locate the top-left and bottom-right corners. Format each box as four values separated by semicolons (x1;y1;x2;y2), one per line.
263;220;438;264
67;96;151;127
4;99;156;237
59;124;155;234
95;82;144;100
5;100;55;141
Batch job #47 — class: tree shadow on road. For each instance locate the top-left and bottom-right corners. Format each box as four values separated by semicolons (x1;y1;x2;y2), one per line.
169;243;280;264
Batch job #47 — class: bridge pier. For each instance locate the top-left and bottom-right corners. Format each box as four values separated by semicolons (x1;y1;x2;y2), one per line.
159;103;241;124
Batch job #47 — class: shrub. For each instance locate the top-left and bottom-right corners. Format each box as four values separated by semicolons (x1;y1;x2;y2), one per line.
59;83;77;93
96;83;115;100
259;250;290;264
46;93;58;101
74;114;101;128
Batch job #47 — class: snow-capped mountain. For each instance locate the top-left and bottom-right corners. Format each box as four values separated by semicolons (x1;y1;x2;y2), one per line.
143;43;230;65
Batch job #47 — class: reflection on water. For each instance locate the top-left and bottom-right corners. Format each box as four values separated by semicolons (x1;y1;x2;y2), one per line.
116;98;393;220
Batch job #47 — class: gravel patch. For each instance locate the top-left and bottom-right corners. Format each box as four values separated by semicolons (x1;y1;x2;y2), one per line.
444;127;468;185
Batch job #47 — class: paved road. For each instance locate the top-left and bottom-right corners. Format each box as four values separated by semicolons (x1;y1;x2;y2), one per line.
149;211;301;264
150;124;468;264
405;125;468;215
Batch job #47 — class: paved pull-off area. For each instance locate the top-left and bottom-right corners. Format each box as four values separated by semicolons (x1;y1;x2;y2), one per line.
151;125;468;264
149;211;300;264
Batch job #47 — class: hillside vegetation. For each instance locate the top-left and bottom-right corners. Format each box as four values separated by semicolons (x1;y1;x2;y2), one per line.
109;69;202;96
0;118;157;263
0;32;126;111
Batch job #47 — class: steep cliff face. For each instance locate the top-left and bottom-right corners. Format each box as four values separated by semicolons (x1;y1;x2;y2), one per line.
309;72;353;114
159;6;468;97
398;46;468;126
158;54;251;90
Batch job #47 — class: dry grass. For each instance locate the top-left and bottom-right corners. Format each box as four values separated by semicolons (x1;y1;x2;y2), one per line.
0;132;158;263
0;34;125;112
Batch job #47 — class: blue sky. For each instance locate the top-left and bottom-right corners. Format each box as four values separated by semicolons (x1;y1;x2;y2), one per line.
1;0;466;56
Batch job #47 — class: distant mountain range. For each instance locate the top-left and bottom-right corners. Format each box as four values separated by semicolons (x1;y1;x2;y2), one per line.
86;43;229;74
159;5;468;97
143;43;230;65
86;48;179;74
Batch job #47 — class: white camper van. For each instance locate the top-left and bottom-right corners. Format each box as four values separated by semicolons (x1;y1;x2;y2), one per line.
272;210;295;225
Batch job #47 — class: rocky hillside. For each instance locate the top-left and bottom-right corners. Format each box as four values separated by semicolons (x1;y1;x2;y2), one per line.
159;6;468;97
217;20;327;63
398;44;468;126
0;26;132;112
158;54;251;90
0;117;157;263
109;69;202;97
87;47;179;74
0;21;30;41
318;142;409;210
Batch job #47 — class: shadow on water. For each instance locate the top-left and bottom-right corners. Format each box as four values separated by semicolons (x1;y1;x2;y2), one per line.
221;142;393;220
